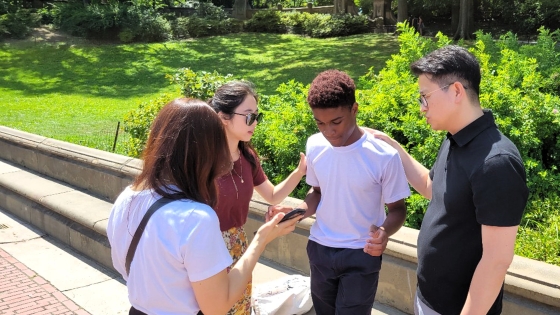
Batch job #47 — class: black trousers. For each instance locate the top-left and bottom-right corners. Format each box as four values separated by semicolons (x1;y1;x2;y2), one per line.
129;306;203;315
307;240;382;315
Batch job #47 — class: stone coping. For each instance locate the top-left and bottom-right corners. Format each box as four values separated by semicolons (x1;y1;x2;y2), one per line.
0;126;559;311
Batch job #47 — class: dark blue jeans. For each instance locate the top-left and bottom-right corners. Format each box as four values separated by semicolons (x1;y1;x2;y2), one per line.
307;240;382;315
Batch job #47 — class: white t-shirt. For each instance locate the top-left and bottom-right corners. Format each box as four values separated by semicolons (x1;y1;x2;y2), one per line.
306;129;410;249
107;187;233;315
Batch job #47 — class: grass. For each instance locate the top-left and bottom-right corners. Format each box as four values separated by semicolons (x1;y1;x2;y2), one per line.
0;32;399;153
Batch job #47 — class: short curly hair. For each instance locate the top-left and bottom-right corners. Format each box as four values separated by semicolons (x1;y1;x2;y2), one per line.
307;70;356;109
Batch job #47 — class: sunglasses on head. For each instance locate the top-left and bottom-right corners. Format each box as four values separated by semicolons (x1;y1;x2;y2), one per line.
233;112;263;126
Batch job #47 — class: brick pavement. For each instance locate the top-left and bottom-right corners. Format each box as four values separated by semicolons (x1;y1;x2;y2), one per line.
0;248;90;315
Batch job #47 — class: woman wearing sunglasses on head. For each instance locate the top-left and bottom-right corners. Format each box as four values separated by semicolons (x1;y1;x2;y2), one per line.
209;81;306;315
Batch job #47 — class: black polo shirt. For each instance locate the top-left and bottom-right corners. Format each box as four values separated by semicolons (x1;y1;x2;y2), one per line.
417;110;528;315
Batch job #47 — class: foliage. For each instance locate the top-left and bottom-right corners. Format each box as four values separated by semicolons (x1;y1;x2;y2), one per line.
170;2;240;38
166;67;233;101
0;9;40;39
515;196;560;265
37;5;56;25
244;10;288;33
302;13;369;38
52;2;170;41
172;16;240;38
357;0;373;15
124;68;233;157
194;1;230;20
500;0;560;34
52;2;122;38
355;23;560;245
245;11;369;38
252;81;315;198
122;94;175;157
120;5;171;42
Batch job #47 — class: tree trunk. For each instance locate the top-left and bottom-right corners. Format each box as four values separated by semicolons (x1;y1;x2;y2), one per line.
454;0;474;40
451;0;460;33
397;0;408;23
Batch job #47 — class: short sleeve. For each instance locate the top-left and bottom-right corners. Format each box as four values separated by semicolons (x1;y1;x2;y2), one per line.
381;153;411;204
472;154;529;226
252;151;267;186
305;139;319;187
182;209;232;282
252;161;267;186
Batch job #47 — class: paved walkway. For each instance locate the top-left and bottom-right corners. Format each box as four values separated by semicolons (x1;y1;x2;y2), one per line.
0;248;90;315
0;208;407;315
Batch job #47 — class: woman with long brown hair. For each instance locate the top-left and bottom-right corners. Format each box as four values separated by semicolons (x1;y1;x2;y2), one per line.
107;98;299;315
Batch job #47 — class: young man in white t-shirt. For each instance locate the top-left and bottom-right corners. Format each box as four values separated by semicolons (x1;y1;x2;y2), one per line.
271;69;410;315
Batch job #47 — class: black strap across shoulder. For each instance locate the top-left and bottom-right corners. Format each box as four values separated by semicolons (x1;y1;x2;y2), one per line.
125;197;174;275
125;197;205;315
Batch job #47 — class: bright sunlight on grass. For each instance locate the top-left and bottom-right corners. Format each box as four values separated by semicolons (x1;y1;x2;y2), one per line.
0;33;398;153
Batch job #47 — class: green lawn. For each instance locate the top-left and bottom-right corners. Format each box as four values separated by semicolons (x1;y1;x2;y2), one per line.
0;33;399;152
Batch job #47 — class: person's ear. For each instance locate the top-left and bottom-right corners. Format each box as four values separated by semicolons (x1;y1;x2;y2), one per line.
352;102;359;115
218;112;229;125
452;82;467;103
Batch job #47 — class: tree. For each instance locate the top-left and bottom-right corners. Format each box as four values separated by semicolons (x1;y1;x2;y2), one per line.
451;0;459;33
397;0;408;23
454;0;474;40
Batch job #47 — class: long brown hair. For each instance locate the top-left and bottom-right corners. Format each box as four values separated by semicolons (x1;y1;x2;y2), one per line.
208;80;259;170
132;98;231;208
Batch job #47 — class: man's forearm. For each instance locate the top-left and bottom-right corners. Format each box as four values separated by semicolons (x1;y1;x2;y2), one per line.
460;258;509;315
381;201;406;236
299;187;320;219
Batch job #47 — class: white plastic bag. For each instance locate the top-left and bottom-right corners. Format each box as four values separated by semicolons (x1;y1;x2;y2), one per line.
251;275;313;315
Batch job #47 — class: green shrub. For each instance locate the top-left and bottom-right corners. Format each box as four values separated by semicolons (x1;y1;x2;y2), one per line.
52;2;170;42
125;8;171;42
194;2;229;20
206;10;369;38
118;28;135;43
180;16;239;38
169;2;240;38
282;11;312;34
124;68;234;157
0;9;40;39
302;13;369;38
123;94;175;157
170;16;190;38
515;196;560;265
53;2;121;38
252;81;315;199
166;67;234;100
37;5;55;25
244;10;288;33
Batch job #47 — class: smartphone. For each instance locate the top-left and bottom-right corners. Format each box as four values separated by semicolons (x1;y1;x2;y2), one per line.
279;208;306;223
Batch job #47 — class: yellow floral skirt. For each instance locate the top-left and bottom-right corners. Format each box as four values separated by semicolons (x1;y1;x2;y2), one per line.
222;226;252;315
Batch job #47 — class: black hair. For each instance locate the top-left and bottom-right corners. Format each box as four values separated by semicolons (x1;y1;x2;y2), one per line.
410;45;481;98
307;69;356;110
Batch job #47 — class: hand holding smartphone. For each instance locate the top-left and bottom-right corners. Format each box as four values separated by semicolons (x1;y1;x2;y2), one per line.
279;208;306;223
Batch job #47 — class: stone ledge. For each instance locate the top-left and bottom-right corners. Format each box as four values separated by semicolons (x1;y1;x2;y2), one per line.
0;159;114;269
0;126;141;201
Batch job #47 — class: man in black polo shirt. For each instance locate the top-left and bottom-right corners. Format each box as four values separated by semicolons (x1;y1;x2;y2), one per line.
369;45;529;314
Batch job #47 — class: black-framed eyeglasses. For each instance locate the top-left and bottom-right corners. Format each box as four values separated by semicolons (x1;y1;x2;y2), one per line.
233;112;262;126
418;84;452;108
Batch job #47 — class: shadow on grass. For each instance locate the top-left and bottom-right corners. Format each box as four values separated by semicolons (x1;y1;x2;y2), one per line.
0;32;399;97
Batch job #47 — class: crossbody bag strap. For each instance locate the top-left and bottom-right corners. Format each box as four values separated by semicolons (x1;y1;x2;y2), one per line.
125;197;174;275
